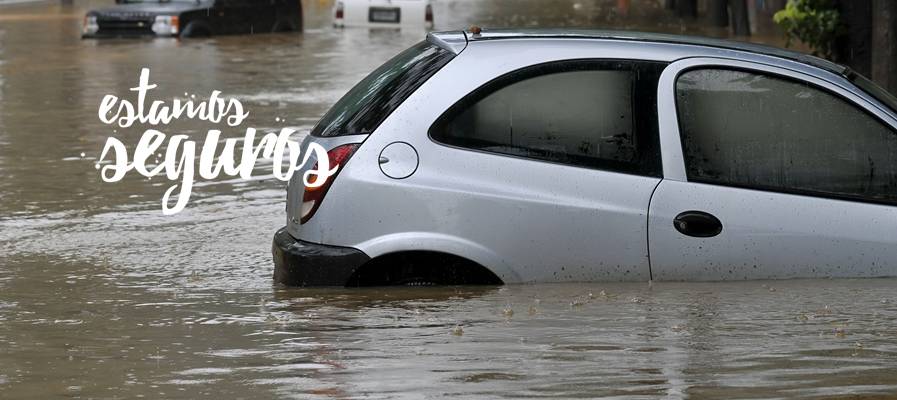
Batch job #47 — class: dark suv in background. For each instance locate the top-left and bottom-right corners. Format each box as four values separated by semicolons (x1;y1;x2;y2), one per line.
82;0;302;38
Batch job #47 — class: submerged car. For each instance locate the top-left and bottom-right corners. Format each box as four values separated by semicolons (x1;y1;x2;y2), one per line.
273;28;897;287
82;0;302;38
333;0;433;29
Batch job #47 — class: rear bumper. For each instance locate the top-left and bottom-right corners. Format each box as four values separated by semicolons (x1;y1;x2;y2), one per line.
272;227;370;287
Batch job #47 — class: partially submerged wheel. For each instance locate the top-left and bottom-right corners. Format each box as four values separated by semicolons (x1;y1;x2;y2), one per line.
345;251;503;287
180;22;212;38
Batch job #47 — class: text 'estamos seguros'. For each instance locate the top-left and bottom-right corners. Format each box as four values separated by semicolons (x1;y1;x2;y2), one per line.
96;68;334;215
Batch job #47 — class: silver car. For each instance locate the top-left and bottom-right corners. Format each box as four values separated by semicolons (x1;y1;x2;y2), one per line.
273;28;897;287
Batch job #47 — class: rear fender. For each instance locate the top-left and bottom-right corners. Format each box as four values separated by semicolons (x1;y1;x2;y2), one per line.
285;134;369;238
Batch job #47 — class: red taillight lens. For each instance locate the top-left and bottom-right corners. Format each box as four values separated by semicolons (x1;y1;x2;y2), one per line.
300;143;359;224
425;4;433;23
335;2;344;19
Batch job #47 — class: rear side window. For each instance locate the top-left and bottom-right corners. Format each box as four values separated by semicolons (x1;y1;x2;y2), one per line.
312;41;454;137
677;68;897;204
429;60;666;177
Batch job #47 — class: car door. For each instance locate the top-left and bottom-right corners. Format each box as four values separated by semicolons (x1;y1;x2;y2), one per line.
649;58;897;281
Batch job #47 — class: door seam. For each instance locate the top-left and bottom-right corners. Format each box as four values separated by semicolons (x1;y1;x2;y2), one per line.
646;178;664;282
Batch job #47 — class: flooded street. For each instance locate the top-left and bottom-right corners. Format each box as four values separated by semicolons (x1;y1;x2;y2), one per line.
1;0;896;398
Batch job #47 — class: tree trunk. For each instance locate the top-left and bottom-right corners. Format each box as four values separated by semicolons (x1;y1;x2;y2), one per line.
676;0;698;18
872;0;897;94
617;0;631;16
730;0;751;36
708;0;729;27
835;0;872;77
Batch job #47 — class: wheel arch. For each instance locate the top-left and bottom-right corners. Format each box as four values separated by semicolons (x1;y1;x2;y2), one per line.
180;18;214;38
354;232;522;284
346;250;503;287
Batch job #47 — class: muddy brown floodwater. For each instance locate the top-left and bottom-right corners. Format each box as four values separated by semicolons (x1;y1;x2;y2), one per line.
0;0;896;399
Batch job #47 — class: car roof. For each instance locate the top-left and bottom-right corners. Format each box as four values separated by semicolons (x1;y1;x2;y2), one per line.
427;28;848;77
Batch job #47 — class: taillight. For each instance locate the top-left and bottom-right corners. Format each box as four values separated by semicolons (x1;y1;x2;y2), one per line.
335;1;344;19
300;143;359;224
425;4;433;23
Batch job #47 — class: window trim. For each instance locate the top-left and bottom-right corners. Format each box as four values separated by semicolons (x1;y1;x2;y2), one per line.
427;58;668;178
674;64;897;208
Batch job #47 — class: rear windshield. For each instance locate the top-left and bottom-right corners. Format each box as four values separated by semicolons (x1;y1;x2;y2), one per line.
311;41;455;137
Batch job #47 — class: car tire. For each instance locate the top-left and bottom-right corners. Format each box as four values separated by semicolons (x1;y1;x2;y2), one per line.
345;252;503;287
180;21;213;38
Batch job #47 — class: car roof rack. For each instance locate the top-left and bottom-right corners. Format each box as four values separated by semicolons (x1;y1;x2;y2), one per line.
429;28;848;77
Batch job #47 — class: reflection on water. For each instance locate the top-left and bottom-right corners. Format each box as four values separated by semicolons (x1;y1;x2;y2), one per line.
0;0;894;398
2;259;896;398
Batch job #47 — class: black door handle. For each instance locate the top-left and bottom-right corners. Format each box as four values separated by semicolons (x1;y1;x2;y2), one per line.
673;211;723;238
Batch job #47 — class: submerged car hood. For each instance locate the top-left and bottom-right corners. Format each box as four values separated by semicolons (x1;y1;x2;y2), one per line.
88;2;210;18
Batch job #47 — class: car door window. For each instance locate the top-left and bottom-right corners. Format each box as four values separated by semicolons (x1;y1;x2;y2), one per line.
676;68;897;204
430;60;666;177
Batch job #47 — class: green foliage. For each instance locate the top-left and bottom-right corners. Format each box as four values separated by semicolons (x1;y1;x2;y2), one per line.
773;0;843;59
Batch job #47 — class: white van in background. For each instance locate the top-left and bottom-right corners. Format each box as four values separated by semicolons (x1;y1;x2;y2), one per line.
333;0;434;29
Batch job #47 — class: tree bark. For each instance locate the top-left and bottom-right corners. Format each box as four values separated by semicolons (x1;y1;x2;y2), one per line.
617;0;631;16
708;0;729;27
872;0;897;94
676;0;698;18
730;0;751;36
835;0;872;77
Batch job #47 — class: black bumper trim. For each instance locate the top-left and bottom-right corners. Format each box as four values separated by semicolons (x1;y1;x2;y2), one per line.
272;227;370;287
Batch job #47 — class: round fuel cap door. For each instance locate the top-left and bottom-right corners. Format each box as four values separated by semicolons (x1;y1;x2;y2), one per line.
378;141;419;180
